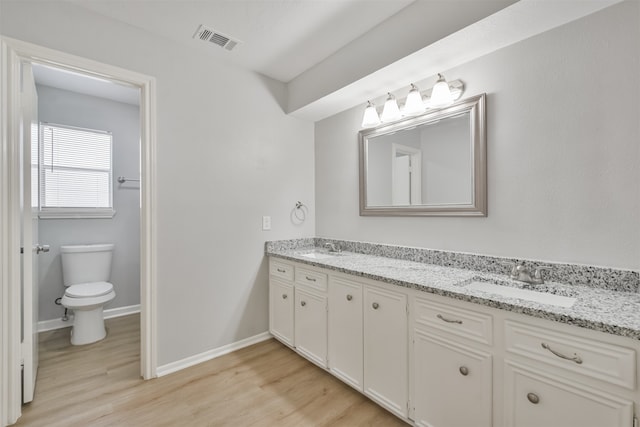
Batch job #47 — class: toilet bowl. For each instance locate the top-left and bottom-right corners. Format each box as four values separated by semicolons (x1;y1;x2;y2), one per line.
60;244;116;345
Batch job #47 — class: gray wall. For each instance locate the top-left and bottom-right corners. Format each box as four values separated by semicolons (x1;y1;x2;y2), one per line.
36;85;141;322
315;1;640;270
1;1;315;366
420;115;471;205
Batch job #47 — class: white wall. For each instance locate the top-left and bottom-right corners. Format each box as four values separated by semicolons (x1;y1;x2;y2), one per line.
36;85;140;322
0;1;315;365
315;1;640;270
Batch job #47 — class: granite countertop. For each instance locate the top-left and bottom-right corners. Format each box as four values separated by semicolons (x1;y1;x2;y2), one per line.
267;246;640;341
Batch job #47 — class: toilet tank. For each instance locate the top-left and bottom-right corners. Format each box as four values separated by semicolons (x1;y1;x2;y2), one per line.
60;243;114;287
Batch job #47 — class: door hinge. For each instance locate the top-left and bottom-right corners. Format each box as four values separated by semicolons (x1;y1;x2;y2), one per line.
633;415;638;427
20;247;24;254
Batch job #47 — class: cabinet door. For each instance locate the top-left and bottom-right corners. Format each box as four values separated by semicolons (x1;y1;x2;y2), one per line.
328;277;363;390
295;287;328;368
504;361;633;427
363;285;408;418
269;279;294;346
413;331;492;427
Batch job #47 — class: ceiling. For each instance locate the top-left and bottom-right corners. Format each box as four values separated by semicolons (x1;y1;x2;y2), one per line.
34;0;623;120
32;63;140;106
70;0;415;83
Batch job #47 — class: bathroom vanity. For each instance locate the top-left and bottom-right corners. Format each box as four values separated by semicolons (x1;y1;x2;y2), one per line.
266;239;640;427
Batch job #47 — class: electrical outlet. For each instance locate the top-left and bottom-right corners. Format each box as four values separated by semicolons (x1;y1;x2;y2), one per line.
262;216;271;231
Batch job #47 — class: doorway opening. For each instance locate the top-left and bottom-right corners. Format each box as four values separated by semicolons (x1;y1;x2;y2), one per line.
1;36;157;426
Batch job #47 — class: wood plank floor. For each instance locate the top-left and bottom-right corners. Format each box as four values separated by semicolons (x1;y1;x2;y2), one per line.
16;314;408;426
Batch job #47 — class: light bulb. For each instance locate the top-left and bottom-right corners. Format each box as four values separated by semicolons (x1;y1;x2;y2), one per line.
361;101;381;128
429;73;454;108
381;93;401;122
403;84;425;116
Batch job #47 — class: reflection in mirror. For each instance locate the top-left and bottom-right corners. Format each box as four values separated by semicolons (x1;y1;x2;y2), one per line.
359;94;486;216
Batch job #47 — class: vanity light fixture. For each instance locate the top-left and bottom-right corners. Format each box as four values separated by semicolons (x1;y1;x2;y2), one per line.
361;101;381;128
360;74;464;128
429;73;454;108
380;92;401;123
403;84;426;116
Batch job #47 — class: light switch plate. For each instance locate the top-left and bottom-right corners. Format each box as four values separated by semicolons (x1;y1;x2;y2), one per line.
262;216;271;231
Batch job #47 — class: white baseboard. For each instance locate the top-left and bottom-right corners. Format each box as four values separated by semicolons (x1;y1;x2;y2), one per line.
37;304;141;333
156;331;272;377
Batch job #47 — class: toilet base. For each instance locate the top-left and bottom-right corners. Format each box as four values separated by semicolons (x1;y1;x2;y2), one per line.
70;307;107;345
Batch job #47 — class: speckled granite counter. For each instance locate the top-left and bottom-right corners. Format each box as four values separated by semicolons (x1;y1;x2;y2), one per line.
266;241;640;341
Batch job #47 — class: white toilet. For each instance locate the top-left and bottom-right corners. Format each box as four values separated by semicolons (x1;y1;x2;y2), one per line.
60;243;116;345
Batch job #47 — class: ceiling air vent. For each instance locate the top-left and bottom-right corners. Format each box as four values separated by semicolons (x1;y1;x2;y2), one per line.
193;25;240;51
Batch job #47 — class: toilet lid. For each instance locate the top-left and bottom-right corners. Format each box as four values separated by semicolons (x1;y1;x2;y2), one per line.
66;282;113;298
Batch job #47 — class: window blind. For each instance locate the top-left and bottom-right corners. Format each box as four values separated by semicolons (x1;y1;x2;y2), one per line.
40;124;113;209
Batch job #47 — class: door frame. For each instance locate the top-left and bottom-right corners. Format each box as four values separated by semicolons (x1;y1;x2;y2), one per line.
391;143;422;205
0;36;158;426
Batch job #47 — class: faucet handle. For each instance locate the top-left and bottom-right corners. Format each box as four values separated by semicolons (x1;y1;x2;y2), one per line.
502;261;519;279
532;266;552;284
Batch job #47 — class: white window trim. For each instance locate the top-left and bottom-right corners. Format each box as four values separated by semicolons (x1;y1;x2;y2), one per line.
38;208;116;219
39;122;114;218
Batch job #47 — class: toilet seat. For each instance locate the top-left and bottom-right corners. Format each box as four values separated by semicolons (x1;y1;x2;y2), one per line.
65;281;113;298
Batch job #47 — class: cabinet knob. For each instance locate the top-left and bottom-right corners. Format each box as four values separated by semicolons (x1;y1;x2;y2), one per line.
346;294;353;301
459;366;469;376
372;302;379;310
527;393;540;404
301;301;306;307
282;294;288;299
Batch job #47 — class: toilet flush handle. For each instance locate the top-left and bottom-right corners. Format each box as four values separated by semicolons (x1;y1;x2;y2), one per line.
36;244;50;254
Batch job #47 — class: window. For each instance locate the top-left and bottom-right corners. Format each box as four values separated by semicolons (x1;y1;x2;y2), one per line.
39;123;114;218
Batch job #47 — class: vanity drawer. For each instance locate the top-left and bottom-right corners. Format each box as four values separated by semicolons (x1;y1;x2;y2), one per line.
505;320;636;389
414;296;493;345
270;259;294;281
295;267;328;292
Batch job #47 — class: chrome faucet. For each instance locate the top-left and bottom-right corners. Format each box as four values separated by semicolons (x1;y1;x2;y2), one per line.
505;262;551;284
324;242;342;253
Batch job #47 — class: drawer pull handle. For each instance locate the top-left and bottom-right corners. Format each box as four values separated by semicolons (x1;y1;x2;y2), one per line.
527;393;540;404
372;302;379;310
541;342;583;364
301;301;306;307
437;314;463;324
277;268;286;273
305;276;317;282
459;366;469;376
282;294;288;299
346;294;353;301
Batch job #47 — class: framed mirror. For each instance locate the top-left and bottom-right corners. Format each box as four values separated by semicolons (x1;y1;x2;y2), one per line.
359;93;486;216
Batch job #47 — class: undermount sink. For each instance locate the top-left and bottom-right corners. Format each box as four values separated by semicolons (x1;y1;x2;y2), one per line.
462;281;577;308
300;251;341;260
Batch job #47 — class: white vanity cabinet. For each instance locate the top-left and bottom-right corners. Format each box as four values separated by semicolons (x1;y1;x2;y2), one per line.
268;255;640;426
502;317;637;427
328;275;363;390
363;285;408;418
268;260;295;346
294;265;328;368
294;286;327;367
412;295;493;427
504;361;634;427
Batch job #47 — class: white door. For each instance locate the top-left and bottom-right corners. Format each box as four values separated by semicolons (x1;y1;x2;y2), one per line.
269;279;294;346
328;276;363;390
504;362;633;427
413;331;492;427
363;285;408;418
392;154;411;205
20;61;40;404
294;287;327;368
391;143;422;206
